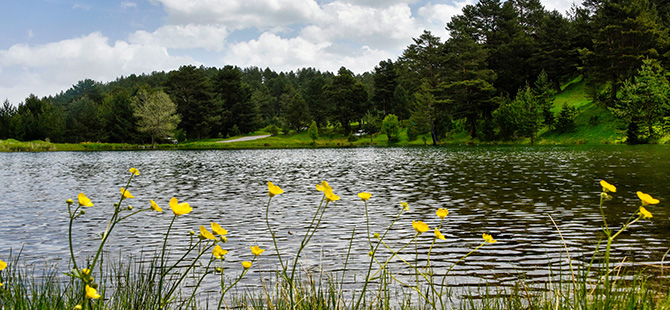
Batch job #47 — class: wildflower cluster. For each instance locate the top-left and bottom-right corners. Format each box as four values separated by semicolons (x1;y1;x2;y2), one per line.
61;167;264;310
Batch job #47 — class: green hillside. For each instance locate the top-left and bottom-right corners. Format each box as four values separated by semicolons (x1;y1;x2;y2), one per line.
539;77;625;144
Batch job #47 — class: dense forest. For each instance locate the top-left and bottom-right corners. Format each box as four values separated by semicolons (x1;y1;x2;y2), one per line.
2;0;670;145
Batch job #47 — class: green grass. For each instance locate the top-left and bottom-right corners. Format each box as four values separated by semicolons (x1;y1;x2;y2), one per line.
539;77;626;144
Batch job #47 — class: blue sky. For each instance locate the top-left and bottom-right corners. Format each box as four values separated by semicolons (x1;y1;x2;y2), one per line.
0;0;576;105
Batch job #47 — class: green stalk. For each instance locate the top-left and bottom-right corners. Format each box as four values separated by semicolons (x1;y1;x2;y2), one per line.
218;257;256;309
157;215;177;306
265;196;286;272
354;207;406;310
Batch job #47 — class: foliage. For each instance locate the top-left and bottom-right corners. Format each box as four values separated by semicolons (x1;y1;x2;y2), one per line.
616;59;670;142
556;103;577;133
131;89;181;148
307;121;318;143
381;114;401;142
323;67;368;133
580;0;669;104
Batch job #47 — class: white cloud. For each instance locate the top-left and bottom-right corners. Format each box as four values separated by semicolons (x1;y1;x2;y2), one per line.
301;2;420;51
155;0;323;30
0;32;195;104
541;0;578;15
226;32;392;74
73;3;91;10
121;1;138;9
417;0;475;39
129;24;230;51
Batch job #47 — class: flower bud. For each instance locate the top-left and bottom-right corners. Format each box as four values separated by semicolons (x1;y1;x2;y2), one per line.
368;251;374;257
221;236;228;243
114;203;119;207
189;230;195;236
127;205;133;211
216;267;223;273
79;210;86;215
74;305;82;310
373;233;380;239
66;199;74;205
90;283;98;289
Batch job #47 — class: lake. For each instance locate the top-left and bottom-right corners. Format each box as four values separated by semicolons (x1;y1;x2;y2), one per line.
1;145;669;295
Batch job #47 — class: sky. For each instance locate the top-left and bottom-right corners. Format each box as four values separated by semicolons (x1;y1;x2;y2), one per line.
0;0;578;106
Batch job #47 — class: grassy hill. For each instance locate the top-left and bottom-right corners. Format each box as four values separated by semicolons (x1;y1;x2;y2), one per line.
539;77;625;144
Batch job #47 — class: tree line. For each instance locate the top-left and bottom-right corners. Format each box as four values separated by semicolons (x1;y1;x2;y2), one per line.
2;0;670;145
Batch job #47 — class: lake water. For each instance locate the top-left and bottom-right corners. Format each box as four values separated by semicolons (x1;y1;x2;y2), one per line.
1;145;669;296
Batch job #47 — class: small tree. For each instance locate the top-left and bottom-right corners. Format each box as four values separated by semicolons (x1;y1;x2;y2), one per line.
555;103;577;133
132;89;180;148
308;121;319;144
381;114;400;142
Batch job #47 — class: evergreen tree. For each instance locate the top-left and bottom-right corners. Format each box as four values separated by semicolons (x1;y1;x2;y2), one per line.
165;65;217;139
443;34;497;139
324;67;368;133
0;100;17;139
581;0;669;104
282;87;311;131
616;59;670;140
303;76;329;128
372;59;400;116
99;89;136;143
397;31;446;93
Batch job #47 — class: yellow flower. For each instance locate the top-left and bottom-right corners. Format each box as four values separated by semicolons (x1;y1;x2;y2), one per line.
637;191;659;206
78;193;94;207
400;202;409;211
268;182;284;197
129;167;139;176
483;233;497;244
434;228;446;240
436;208;449;219
316;181;332;192
412;220;429;234
120;187;134;199
212;245;228;259
600;180;616;193
325;191;340;202
358;192;371;201
81;268;90;276
150;199;162;212
85;285;101;299
639;206;653;219
251;245;265;256
169;197;192;216
199;225;216;240
74;305;82;310
0;259;7;271
211;222;228;236
242;261;252;269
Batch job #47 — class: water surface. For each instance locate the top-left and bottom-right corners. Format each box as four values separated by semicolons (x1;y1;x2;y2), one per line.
1;145;669;293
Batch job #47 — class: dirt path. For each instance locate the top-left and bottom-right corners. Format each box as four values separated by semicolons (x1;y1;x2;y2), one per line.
216;134;272;143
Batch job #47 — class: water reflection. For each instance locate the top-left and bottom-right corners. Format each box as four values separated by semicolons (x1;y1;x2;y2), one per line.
0;145;669;292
